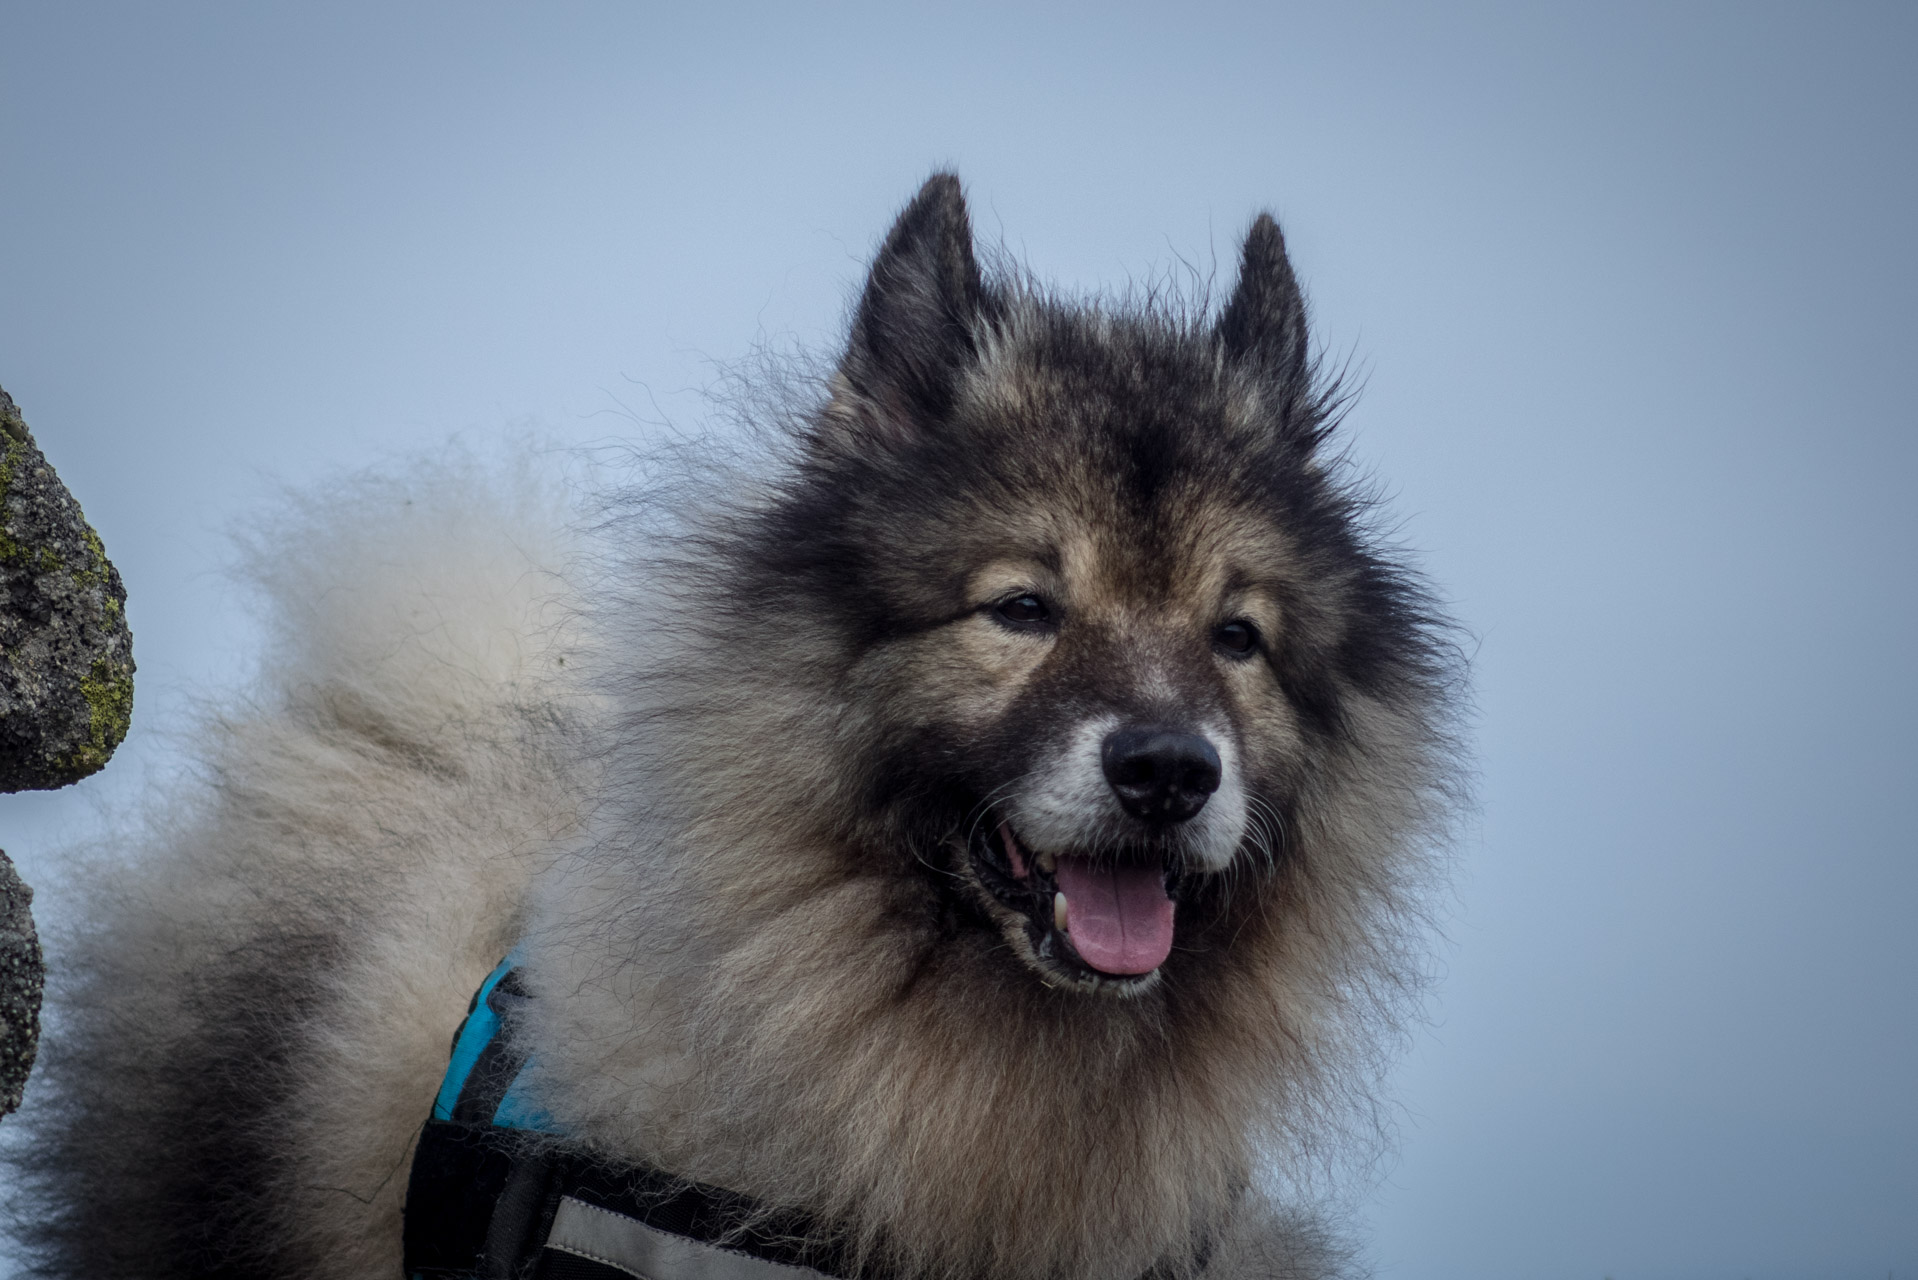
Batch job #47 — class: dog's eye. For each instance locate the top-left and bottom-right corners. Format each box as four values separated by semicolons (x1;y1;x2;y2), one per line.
1213;620;1259;656
993;594;1054;628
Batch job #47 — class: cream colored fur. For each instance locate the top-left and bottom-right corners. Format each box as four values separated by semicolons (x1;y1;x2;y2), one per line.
10;450;590;1278
12;273;1454;1280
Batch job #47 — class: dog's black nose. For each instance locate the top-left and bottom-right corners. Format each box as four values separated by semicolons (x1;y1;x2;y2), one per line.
1102;728;1222;823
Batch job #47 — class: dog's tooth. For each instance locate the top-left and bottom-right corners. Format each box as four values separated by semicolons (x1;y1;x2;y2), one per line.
1053;892;1068;933
1037;850;1057;875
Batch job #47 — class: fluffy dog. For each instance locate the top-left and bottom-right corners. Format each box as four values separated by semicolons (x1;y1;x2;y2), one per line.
10;175;1461;1280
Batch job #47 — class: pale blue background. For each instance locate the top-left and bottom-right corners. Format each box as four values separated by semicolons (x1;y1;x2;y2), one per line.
2;5;1914;1277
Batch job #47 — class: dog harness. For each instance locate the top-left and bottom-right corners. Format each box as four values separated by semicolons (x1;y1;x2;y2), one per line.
404;955;859;1280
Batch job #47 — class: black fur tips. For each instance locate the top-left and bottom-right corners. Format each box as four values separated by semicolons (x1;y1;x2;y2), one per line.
1217;214;1310;390
840;173;990;424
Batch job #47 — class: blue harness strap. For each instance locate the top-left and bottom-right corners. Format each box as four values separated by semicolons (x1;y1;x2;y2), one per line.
402;957;859;1280
429;954;556;1132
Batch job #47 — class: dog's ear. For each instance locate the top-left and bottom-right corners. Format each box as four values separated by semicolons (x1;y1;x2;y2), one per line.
835;173;988;431
1217;214;1309;389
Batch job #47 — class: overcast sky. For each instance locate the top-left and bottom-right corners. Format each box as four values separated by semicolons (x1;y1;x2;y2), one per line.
2;4;1914;1277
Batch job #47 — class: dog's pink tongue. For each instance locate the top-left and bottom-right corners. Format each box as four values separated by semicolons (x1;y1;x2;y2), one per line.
1054;857;1175;976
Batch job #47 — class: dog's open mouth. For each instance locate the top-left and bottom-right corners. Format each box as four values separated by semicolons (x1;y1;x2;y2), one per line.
970;820;1182;983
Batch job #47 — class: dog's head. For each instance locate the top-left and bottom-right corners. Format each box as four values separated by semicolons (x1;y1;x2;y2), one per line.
555;176;1457;1278
733;175;1443;999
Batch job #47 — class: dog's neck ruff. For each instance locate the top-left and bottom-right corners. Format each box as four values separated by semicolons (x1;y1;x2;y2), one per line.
404;955;863;1280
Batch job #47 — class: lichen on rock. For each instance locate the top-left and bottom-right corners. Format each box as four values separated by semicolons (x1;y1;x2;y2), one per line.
0;385;136;790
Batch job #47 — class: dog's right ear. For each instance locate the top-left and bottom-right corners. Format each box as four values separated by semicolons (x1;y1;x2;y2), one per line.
1216;213;1310;393
832;173;989;436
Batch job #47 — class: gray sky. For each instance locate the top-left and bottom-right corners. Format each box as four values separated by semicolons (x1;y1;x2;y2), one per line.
3;4;1914;1277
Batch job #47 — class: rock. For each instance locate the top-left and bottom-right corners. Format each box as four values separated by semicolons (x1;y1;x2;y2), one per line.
0;383;129;1117
0;849;41;1117
0;385;135;790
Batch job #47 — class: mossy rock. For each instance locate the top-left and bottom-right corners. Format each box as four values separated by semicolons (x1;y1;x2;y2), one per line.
0;385;135;790
0;849;41;1116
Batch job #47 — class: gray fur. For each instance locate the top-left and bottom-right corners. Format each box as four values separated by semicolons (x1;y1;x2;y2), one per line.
8;178;1463;1280
7;451;587;1278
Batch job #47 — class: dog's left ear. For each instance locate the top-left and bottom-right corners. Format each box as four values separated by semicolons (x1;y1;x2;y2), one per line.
1217;214;1309;390
835;173;989;431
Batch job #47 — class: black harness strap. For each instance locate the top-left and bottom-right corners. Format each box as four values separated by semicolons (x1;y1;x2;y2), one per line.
403;958;860;1280
403;958;1200;1280
404;1122;542;1280
405;1120;859;1280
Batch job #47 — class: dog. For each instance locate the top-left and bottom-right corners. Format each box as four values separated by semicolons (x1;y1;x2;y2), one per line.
9;175;1461;1280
